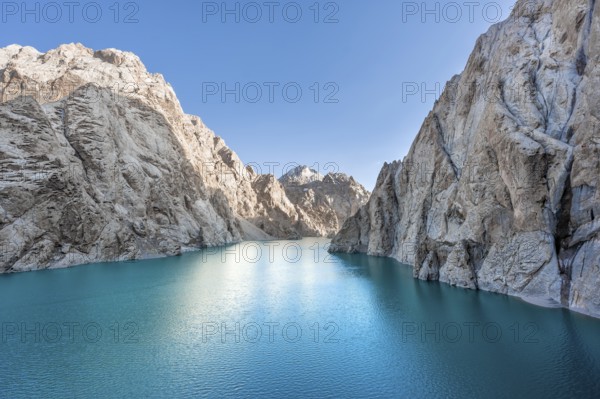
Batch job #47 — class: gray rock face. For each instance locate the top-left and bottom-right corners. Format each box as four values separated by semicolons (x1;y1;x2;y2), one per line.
330;0;600;318
0;44;367;272
280;166;371;237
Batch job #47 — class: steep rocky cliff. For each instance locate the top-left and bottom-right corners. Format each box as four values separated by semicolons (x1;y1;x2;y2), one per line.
331;0;600;318
0;44;367;272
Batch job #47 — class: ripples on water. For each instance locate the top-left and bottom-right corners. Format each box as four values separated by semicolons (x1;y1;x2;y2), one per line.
0;239;599;398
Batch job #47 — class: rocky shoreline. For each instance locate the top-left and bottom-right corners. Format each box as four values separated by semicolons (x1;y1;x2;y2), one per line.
330;0;600;319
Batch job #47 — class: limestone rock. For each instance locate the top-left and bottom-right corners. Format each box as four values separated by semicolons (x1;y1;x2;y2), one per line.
0;44;367;272
280;166;370;237
331;0;600;318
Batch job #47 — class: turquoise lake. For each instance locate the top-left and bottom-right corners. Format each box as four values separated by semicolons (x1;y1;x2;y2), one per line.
1;239;599;398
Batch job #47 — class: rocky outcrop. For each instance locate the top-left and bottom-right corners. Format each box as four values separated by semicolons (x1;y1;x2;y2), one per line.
330;0;600;318
280;166;370;237
0;44;367;272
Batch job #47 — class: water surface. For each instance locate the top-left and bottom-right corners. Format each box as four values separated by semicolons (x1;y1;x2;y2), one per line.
1;239;599;398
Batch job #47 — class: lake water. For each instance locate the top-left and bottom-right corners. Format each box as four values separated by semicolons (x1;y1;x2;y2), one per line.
1;239;599;398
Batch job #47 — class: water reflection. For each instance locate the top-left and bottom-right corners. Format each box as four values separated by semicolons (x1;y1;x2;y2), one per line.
334;250;600;398
0;241;599;398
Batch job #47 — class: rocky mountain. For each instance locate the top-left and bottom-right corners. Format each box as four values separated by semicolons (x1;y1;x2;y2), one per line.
280;166;370;237
279;165;323;186
0;44;367;272
331;0;600;318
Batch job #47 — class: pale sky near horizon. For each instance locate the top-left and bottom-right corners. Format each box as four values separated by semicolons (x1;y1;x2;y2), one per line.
0;0;517;189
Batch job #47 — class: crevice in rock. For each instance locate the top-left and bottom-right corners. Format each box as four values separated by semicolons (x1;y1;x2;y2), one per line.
499;79;524;127
556;175;573;246
555;170;575;306
561;0;596;139
432;114;459;180
55;102;89;182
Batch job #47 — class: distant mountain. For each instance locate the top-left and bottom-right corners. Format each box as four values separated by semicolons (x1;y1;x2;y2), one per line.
279;166;370;237
279;166;324;186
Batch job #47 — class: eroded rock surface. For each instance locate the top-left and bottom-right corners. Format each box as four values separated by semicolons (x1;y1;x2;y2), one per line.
280;166;371;237
331;0;600;318
0;44;367;272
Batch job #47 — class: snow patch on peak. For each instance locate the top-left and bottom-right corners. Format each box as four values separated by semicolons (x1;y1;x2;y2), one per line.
280;166;324;185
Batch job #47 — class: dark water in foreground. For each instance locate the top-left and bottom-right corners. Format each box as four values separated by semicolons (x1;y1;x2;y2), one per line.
1;239;599;398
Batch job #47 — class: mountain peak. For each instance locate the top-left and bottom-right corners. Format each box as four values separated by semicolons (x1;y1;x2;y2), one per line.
279;166;323;186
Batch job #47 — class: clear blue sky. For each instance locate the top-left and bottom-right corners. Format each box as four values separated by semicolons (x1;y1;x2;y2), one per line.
0;0;516;189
